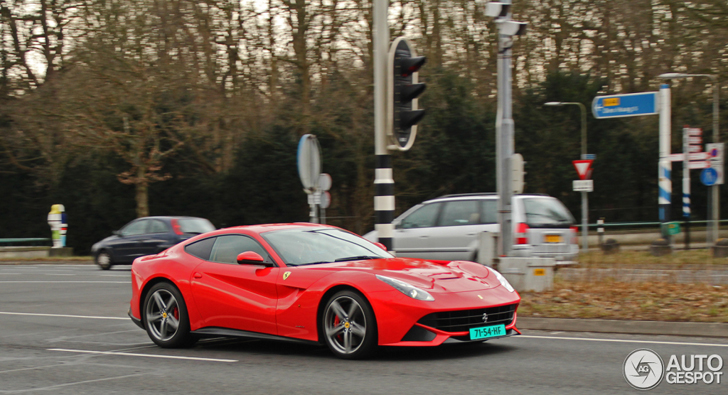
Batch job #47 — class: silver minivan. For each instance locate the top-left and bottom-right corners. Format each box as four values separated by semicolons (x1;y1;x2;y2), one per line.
363;193;578;262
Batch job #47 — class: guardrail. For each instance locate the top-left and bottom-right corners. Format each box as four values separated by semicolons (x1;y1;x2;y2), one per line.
0;238;51;246
587;219;728;228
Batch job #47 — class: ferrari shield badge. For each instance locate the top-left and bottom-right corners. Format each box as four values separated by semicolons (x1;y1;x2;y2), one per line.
283;271;291;280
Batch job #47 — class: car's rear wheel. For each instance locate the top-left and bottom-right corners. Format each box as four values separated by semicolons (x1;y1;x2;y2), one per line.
95;251;112;270
143;282;195;348
321;290;377;359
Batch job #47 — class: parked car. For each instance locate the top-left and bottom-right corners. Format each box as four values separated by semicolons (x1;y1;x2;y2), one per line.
92;216;215;270
364;193;578;263
128;223;520;359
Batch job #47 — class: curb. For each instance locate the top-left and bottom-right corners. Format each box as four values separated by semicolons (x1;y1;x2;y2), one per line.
518;317;728;338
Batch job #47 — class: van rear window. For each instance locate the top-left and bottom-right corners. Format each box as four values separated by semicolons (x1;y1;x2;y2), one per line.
522;198;574;227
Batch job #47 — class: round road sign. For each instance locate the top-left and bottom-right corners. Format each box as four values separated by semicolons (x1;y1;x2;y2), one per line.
318;173;332;191
701;167;718;186
297;134;321;190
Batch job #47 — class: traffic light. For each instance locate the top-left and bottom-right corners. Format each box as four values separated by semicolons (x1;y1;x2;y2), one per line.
388;37;426;151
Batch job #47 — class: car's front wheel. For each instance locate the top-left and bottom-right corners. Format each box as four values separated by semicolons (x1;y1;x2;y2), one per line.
321;290;377;359
142;282;195;348
95;251;112;270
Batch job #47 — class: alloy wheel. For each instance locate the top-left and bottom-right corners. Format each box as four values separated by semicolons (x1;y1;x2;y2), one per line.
323;295;368;355
145;289;181;342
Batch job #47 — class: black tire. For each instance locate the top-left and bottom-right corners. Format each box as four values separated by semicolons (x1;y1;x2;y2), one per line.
320;290;377;359
95;251;112;270
142;282;196;348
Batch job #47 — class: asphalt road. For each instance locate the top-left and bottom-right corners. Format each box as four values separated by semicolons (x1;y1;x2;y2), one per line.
1;264;727;394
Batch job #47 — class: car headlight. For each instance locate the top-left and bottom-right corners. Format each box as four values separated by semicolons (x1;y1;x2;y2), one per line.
490;268;515;293
376;275;434;301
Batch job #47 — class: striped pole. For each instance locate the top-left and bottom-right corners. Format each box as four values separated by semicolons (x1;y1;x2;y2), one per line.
375;156;395;250
658;84;672;240
373;0;394;251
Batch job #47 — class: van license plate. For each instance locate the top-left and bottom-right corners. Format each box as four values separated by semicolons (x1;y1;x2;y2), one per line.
545;234;562;243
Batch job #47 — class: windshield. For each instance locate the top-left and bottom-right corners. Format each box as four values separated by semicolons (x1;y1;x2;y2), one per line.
522;198;574;227
262;228;392;266
178;218;215;234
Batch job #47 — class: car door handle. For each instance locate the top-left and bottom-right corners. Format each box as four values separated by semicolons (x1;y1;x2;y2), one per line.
466;233;476;236
419;235;429;238
193;272;202;279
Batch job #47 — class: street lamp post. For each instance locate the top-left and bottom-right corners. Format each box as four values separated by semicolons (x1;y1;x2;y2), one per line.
545;101;589;252
658;73;720;246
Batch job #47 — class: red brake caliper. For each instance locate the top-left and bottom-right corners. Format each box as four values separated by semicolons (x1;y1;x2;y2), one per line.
333;316;342;341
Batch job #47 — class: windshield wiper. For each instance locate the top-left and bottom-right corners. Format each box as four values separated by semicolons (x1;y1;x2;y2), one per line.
334;255;381;262
296;261;332;266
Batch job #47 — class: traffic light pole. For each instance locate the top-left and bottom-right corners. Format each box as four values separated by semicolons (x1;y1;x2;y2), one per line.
486;1;526;257
496;30;514;257
373;0;394;250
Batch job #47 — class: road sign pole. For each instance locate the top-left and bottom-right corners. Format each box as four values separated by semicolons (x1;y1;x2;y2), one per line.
683;128;691;250
373;0;394;250
581;191;588;252
711;80;720;247
659;84;672;242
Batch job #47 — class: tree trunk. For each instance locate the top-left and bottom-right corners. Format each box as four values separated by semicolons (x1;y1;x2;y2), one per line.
135;167;149;218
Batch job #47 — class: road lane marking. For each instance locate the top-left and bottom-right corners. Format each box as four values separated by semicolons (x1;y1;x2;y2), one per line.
0;280;128;283
0;312;128;320
48;348;239;363
0;372;149;394
520;334;728;348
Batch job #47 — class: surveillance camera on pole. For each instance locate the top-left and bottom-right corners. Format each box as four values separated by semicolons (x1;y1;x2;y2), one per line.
481;0;527;257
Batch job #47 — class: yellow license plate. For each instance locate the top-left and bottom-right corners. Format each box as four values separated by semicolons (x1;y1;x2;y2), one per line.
545;234;562;243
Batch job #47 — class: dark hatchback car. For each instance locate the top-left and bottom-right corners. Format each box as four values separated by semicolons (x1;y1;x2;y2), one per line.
92;216;215;270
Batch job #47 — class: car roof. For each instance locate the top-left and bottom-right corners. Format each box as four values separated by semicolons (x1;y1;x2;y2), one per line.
217;223;336;234
135;216;208;221
422;193;550;204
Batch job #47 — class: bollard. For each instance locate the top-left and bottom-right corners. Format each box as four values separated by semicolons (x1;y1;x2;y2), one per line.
47;204;66;248
597;218;604;246
713;238;728;258
650;238;672;257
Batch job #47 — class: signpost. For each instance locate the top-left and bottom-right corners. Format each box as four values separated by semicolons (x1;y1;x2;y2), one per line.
707;143;724;185
592;92;659;119
572;159;594;252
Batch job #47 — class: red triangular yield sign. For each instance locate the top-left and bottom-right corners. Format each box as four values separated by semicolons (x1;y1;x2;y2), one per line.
573;160;593;180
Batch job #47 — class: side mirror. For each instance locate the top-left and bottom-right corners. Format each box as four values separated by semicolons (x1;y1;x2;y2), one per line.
236;251;268;265
112;230;121;236
374;242;388;251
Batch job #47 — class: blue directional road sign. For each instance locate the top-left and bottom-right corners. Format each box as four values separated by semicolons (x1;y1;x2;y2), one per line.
592;92;659;119
701;167;718;186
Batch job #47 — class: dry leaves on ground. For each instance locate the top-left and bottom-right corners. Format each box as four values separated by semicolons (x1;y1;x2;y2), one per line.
518;280;728;322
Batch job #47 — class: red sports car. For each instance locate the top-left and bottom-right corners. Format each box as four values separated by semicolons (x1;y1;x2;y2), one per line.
128;223;521;359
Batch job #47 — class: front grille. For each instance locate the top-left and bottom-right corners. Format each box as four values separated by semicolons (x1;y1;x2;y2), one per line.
418;304;516;333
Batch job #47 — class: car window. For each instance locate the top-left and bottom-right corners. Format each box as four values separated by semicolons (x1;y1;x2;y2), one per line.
400;203;441;229
148;220;169;234
522;198;575;227
209;235;271;264
178;218;215;234
481;200;498;224
184;237;216;260
439;201;481;227
262;228;391;266
121;220;148;236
